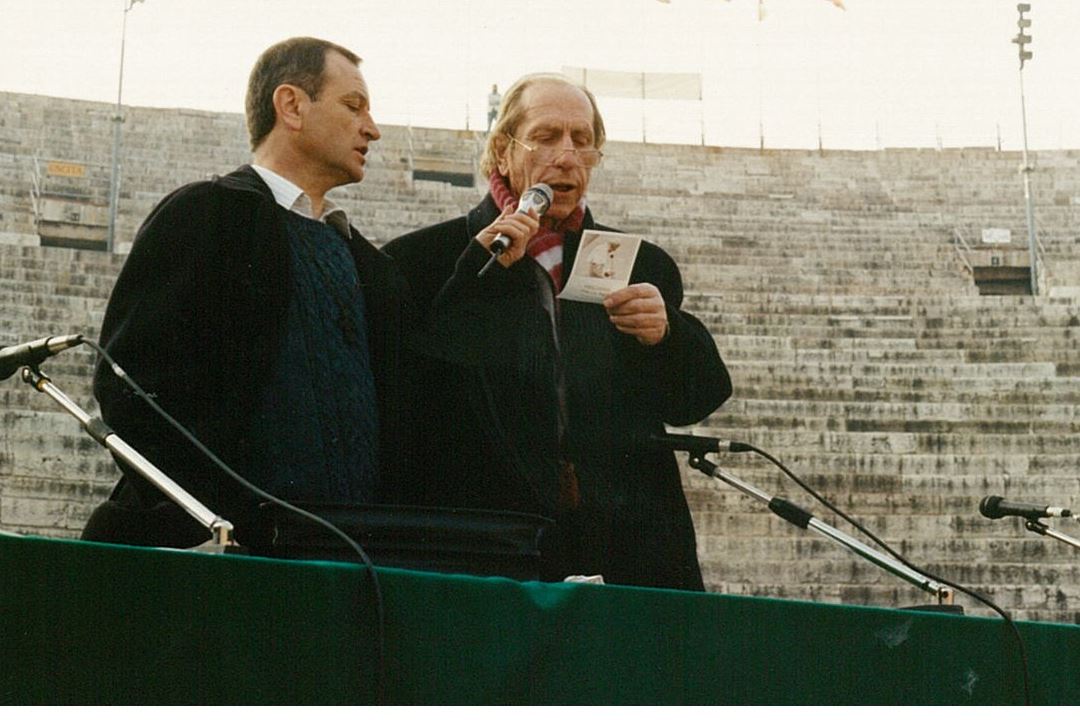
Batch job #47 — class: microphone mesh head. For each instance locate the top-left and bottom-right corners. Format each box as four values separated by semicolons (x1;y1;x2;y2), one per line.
979;495;1003;519
522;183;553;215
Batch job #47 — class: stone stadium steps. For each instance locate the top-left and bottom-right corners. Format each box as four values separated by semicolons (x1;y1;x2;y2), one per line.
696;553;993;589
915;333;1080;355
671;256;962;278
692;535;1080;583
686;425;1080;457
729;358;1057;380
684;448;1078;479
0;261;118;289
705;310;917;332
721;374;1080;405
726;381;1080;407
689;493;1077;533
681;274;967;297
685;476;1080;517
702;581;953;613
707;570;1079;620
662;238;960;256
0;245;111;416
685;291;917;311
0;249;122;276
7;92;1080;621
917;300;1080;323
707;400;1080;435
0;276;113;300
714;343;969;365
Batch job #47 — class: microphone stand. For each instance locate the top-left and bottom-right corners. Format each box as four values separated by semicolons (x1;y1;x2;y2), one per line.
685;453;955;606
19;366;239;552
1023;519;1080;551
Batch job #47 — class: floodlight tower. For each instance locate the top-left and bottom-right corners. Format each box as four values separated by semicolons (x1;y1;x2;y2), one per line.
1013;3;1039;295
106;0;145;254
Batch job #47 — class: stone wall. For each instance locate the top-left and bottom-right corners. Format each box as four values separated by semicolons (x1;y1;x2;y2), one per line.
2;91;1080;622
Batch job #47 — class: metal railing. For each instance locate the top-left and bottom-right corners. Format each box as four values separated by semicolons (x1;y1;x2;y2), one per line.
950;227;974;275
29;155;41;224
952;224;1049;296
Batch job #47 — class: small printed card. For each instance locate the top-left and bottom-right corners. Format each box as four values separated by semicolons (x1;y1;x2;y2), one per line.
558;230;642;303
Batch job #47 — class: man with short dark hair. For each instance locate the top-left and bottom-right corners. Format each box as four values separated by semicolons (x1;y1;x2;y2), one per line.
83;37;412;548
385;74;731;590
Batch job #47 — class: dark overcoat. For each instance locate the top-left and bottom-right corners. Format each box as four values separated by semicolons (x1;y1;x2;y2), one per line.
385;194;732;590
84;165;413;547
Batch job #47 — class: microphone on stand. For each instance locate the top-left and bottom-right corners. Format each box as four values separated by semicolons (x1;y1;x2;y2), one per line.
478;183;554;277
0;334;84;381
648;432;752;455
979;495;1073;521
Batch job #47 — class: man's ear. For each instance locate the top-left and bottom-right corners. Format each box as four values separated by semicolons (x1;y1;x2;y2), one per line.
272;84;307;133
493;135;511;175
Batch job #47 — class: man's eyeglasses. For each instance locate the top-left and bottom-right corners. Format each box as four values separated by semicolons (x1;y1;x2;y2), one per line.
508;135;604;168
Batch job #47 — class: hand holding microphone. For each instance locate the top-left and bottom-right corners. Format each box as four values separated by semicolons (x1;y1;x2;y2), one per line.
477;183;553;276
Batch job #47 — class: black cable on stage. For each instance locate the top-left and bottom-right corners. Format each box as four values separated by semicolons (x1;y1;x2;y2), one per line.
735;440;1031;704
84;338;387;704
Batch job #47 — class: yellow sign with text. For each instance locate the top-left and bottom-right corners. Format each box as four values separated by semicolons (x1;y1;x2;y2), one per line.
46;161;86;178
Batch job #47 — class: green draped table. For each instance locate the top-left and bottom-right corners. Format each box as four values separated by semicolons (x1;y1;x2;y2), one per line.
1;532;1077;704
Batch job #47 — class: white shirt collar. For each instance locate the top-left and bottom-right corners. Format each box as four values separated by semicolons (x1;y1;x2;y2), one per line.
251;164;351;239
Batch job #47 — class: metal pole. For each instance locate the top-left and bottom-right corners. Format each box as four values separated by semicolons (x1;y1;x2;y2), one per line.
1018;65;1040;295
1025;519;1080;551
689;455;954;604
106;1;135;254
20;366;236;549
641;72;646;144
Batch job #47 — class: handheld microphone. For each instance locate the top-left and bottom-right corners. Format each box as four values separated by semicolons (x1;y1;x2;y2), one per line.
648;433;751;455
489;183;553;256
979;495;1073;521
0;334;84;381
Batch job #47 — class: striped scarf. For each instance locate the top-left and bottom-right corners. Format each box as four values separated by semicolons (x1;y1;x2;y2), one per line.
489;171;585;291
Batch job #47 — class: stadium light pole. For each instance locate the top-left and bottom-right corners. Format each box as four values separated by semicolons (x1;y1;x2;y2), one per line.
1013;3;1039;295
106;0;144;254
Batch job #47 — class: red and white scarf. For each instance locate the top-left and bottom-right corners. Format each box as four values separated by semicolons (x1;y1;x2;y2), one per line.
489;171;585;291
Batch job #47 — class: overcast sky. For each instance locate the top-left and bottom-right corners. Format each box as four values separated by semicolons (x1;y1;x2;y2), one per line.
2;0;1078;150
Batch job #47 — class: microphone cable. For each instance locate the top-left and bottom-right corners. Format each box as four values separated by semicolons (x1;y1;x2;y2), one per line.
84;337;387;704
729;439;1032;704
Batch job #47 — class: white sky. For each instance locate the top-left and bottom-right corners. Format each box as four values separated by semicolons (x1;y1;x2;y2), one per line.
1;0;1078;151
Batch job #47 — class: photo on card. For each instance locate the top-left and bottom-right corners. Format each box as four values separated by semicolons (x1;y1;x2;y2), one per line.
559;230;642;304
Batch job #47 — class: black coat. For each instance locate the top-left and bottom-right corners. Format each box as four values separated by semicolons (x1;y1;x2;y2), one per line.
384;194;732;590
84;165;413;547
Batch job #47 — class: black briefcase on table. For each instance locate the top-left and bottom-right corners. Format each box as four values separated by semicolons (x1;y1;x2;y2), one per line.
244;503;553;582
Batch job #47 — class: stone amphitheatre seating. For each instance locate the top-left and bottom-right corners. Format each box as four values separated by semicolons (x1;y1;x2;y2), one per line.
2;91;1079;623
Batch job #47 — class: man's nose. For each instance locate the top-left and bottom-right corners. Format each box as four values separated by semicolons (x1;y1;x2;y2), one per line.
362;114;381;141
551;137;579;167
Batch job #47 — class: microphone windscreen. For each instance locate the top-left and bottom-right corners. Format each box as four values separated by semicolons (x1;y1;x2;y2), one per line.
979;495;1003;519
522;183;553;214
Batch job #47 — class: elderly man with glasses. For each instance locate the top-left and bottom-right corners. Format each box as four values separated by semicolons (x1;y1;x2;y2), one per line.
385;73;731;591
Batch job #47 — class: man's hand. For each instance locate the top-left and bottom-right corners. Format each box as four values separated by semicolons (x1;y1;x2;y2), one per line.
474;206;540;268
603;283;669;346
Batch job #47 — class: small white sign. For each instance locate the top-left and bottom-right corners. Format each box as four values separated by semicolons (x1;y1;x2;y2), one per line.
981;228;1012;244
559;230;642;303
